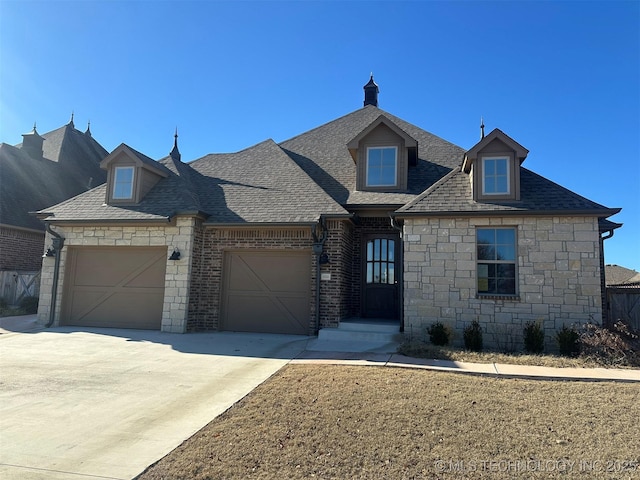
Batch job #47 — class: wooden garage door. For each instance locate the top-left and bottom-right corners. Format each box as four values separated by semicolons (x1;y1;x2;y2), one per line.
221;251;311;335
61;247;166;329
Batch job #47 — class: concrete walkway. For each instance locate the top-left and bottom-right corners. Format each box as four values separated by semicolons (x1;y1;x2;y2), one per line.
293;350;640;382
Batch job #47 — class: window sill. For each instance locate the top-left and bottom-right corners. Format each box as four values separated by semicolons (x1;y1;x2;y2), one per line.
476;294;521;302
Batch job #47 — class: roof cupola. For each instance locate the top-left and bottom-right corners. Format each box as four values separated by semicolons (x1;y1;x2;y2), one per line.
363;74;379;107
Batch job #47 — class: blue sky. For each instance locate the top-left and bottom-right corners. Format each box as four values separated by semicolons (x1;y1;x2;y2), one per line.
1;1;638;270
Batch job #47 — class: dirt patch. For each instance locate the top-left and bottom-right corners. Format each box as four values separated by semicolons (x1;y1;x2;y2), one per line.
137;365;640;480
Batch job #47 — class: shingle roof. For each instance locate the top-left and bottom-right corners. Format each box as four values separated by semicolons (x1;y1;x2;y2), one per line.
605;265;640;286
190;139;348;223
279;105;464;207
397;166;619;217
37;103;619;226
0;123;108;231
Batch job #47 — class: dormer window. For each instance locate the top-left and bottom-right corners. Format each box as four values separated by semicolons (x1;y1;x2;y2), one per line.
482;156;510;195
347;115;417;192
113;166;135;199
462;129;529;202
366;146;397;187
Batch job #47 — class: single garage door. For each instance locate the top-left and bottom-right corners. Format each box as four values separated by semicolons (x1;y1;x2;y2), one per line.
221;251;311;335
61;246;166;329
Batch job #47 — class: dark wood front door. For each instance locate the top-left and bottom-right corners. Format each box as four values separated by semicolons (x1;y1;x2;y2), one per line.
362;234;399;319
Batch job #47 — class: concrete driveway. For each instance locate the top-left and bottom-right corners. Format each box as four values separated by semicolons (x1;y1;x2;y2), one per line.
0;324;309;479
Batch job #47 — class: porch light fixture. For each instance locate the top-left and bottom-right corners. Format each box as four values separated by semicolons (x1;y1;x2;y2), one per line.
319;253;330;265
169;248;181;261
43;247;56;258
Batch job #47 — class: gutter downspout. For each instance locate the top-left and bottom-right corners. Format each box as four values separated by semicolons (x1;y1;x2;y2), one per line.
600;227;616;328
45;223;65;328
390;215;404;332
312;217;328;335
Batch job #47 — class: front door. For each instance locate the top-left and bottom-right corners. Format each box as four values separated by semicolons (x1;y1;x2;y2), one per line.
362;234;399;319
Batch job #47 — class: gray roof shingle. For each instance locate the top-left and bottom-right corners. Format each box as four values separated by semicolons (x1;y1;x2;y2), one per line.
1;123;108;231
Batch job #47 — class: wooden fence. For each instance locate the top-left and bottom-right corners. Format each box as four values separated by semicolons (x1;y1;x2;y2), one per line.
607;286;640;331
0;270;41;306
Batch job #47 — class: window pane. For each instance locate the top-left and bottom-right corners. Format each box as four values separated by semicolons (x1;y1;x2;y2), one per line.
498;279;516;294
381;263;388;283
374;263;380;283
113;167;134;199
485;159;495;175
496;229;515;244
495;159;507;174
497;264;516;278
374;240;380;261
367;147;397;186
388;240;395;261
496;245;515;261
388;263;394;284
367;241;373;261
367;263;373;283
477;229;494;244
477;244;495;260
495;176;508;193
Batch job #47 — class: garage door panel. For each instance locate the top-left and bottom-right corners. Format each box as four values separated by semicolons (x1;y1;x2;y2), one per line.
222;251;311;335
228;254;311;293
62;247;166;329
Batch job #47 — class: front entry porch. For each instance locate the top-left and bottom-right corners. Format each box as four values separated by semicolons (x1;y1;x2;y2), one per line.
309;318;403;353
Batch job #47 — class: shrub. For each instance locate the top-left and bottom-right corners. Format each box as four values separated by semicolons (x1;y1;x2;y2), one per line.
556;325;580;357
523;320;545;353
427;322;451;346
463;320;483;352
19;296;39;314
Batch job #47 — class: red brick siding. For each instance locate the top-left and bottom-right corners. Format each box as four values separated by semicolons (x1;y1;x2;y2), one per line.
187;226;318;332
319;220;354;327
0;227;45;271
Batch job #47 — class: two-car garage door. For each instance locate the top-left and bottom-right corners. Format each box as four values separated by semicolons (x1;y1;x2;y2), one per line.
61;247;166;329
221;251;311;335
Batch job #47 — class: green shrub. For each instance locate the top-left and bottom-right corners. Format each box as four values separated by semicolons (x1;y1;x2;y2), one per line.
427;322;451;346
523;320;545;353
19;296;39;314
556;325;580;357
463;320;483;352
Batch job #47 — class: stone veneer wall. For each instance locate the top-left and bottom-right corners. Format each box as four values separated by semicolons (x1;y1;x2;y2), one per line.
403;216;602;351
0;227;45;271
37;216;197;333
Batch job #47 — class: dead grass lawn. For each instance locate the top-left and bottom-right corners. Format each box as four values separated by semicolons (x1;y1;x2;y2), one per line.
137;365;639;480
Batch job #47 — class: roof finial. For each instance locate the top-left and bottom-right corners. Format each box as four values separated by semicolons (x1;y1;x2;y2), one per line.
170;127;181;162
480;116;485;139
85;120;92;137
69;111;75;128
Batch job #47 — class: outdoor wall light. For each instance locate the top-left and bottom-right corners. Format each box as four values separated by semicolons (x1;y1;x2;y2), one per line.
319;253;330;265
43;247;56;258
169;248;181;261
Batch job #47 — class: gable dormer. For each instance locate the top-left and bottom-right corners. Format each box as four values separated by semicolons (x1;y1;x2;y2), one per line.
462;128;529;202
347;115;418;192
100;144;169;204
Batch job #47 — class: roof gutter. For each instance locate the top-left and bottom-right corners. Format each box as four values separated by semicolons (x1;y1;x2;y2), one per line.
44;222;64;328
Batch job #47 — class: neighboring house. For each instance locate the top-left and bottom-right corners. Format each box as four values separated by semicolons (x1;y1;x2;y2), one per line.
605;264;640;330
0;117;108;303
36;77;621;349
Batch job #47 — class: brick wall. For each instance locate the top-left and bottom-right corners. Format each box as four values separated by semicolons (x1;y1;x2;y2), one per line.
0;227;45;271
37;217;196;332
187;226;317;332
403;216;602;351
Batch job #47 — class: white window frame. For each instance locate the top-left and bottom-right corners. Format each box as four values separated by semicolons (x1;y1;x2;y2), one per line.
366;146;398;187
113;166;135;200
482;156;510;195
